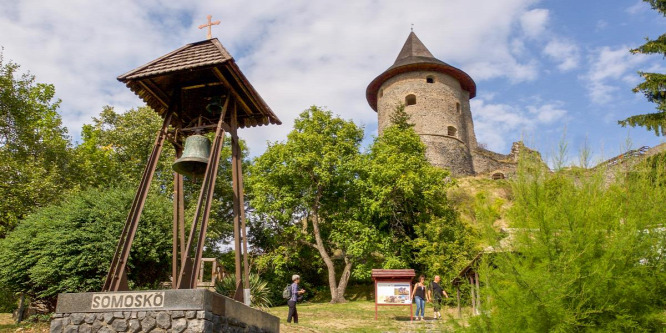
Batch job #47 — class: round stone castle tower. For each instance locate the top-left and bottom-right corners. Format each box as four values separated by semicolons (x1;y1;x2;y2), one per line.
366;32;478;176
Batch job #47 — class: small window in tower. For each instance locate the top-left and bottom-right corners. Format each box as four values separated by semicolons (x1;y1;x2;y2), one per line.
405;94;416;106
492;172;505;180
447;126;457;137
456;102;461;113
426;76;435;83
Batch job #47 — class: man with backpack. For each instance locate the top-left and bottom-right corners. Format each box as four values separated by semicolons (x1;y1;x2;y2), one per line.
284;274;305;323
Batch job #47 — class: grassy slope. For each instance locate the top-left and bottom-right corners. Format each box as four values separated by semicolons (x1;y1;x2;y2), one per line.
0;313;49;333
264;301;472;333
0;303;474;333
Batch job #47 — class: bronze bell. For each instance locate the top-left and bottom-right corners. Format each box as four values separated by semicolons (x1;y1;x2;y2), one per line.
173;135;211;177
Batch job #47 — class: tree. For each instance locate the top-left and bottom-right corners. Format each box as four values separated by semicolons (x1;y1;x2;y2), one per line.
388;103;414;130
619;0;666;135
73;106;174;189
362;105;474;278
248;106;376;303
0;54;72;237
0;186;172;305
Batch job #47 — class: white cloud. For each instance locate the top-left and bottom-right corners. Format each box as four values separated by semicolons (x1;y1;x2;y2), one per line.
543;38;580;71
596;20;608;31
471;98;567;152
0;0;551;155
581;46;648;105
520;8;549;39
626;0;649;15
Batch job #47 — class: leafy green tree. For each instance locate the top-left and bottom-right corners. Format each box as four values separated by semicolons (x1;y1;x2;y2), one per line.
363;106;474;279
0;186;172;304
388;103;414;130
73;106;174;188
0;54;72;237
467;153;666;332
619;0;666;135
248;106;377;303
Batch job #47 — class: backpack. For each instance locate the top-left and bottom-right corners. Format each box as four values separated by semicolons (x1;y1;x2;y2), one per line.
282;284;292;299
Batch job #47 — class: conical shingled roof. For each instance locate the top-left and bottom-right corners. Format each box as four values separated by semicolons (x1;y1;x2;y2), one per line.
366;32;476;111
392;32;441;67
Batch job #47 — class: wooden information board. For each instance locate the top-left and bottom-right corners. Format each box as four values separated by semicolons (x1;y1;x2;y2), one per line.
371;269;415;321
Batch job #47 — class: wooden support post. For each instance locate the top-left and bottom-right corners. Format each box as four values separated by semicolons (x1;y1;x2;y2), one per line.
456;286;461;319
103;110;173;291
469;275;476;315
472;271;481;314
374;279;378;320
172;145;183;289
230;106;250;305
177;95;230;289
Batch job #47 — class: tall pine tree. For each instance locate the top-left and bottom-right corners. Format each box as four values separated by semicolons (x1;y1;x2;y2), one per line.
619;0;666;135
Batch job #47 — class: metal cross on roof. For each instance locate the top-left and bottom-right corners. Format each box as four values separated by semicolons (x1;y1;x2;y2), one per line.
198;15;220;39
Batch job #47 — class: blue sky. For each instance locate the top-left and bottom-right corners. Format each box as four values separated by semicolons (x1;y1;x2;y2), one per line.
1;0;664;166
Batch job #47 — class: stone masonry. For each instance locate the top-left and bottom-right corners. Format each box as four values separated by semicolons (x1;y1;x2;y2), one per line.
50;310;267;333
51;289;279;333
367;31;539;178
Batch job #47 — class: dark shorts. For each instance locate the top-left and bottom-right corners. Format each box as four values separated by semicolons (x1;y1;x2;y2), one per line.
432;298;442;311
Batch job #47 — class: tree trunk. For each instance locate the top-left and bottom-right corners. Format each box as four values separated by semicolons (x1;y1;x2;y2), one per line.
310;213;352;304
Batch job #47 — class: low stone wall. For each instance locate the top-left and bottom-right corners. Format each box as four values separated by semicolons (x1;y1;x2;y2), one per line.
51;309;261;333
50;289;278;333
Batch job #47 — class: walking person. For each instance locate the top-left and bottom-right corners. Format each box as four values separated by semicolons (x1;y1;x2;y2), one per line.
287;275;305;324
427;275;449;319
411;275;427;321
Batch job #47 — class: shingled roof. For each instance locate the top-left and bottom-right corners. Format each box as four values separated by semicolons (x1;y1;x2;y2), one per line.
366;32;476;111
118;38;280;129
119;39;233;81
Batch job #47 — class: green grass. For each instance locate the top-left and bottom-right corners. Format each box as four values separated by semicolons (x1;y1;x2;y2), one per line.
1;301;474;333
0;313;49;333
263;300;472;332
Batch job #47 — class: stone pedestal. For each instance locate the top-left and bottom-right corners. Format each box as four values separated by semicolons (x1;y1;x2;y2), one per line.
51;289;279;333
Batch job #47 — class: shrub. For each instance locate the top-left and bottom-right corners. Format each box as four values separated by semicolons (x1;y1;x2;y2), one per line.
214;273;272;309
466;154;666;331
0;186;172;302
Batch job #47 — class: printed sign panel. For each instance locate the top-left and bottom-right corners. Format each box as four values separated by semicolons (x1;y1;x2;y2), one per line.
376;282;411;305
91;292;165;310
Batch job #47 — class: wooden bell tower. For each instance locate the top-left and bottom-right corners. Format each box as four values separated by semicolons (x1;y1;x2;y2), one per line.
103;26;280;305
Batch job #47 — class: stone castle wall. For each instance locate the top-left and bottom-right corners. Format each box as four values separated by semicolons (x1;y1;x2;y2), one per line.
376;71;477;175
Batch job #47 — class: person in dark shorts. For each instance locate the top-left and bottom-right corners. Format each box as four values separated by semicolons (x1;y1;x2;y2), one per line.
287;275;305;323
427;275;449;319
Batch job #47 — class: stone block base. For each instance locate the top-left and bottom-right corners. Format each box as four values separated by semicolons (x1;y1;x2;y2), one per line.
51;289;278;333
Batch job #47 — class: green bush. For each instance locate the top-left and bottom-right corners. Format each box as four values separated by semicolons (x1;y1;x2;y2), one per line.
214;273;272;309
0;186;172;302
466;154;666;331
0;284;17;312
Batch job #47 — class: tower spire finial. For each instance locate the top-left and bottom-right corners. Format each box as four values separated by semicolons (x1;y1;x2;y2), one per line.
411;23;414;32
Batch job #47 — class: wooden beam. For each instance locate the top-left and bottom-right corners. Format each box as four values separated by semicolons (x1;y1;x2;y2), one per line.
212;67;255;118
456;286;461;319
226;64;263;115
181;82;223;90
469;275;476;315
139;80;169;108
472;271;481;313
